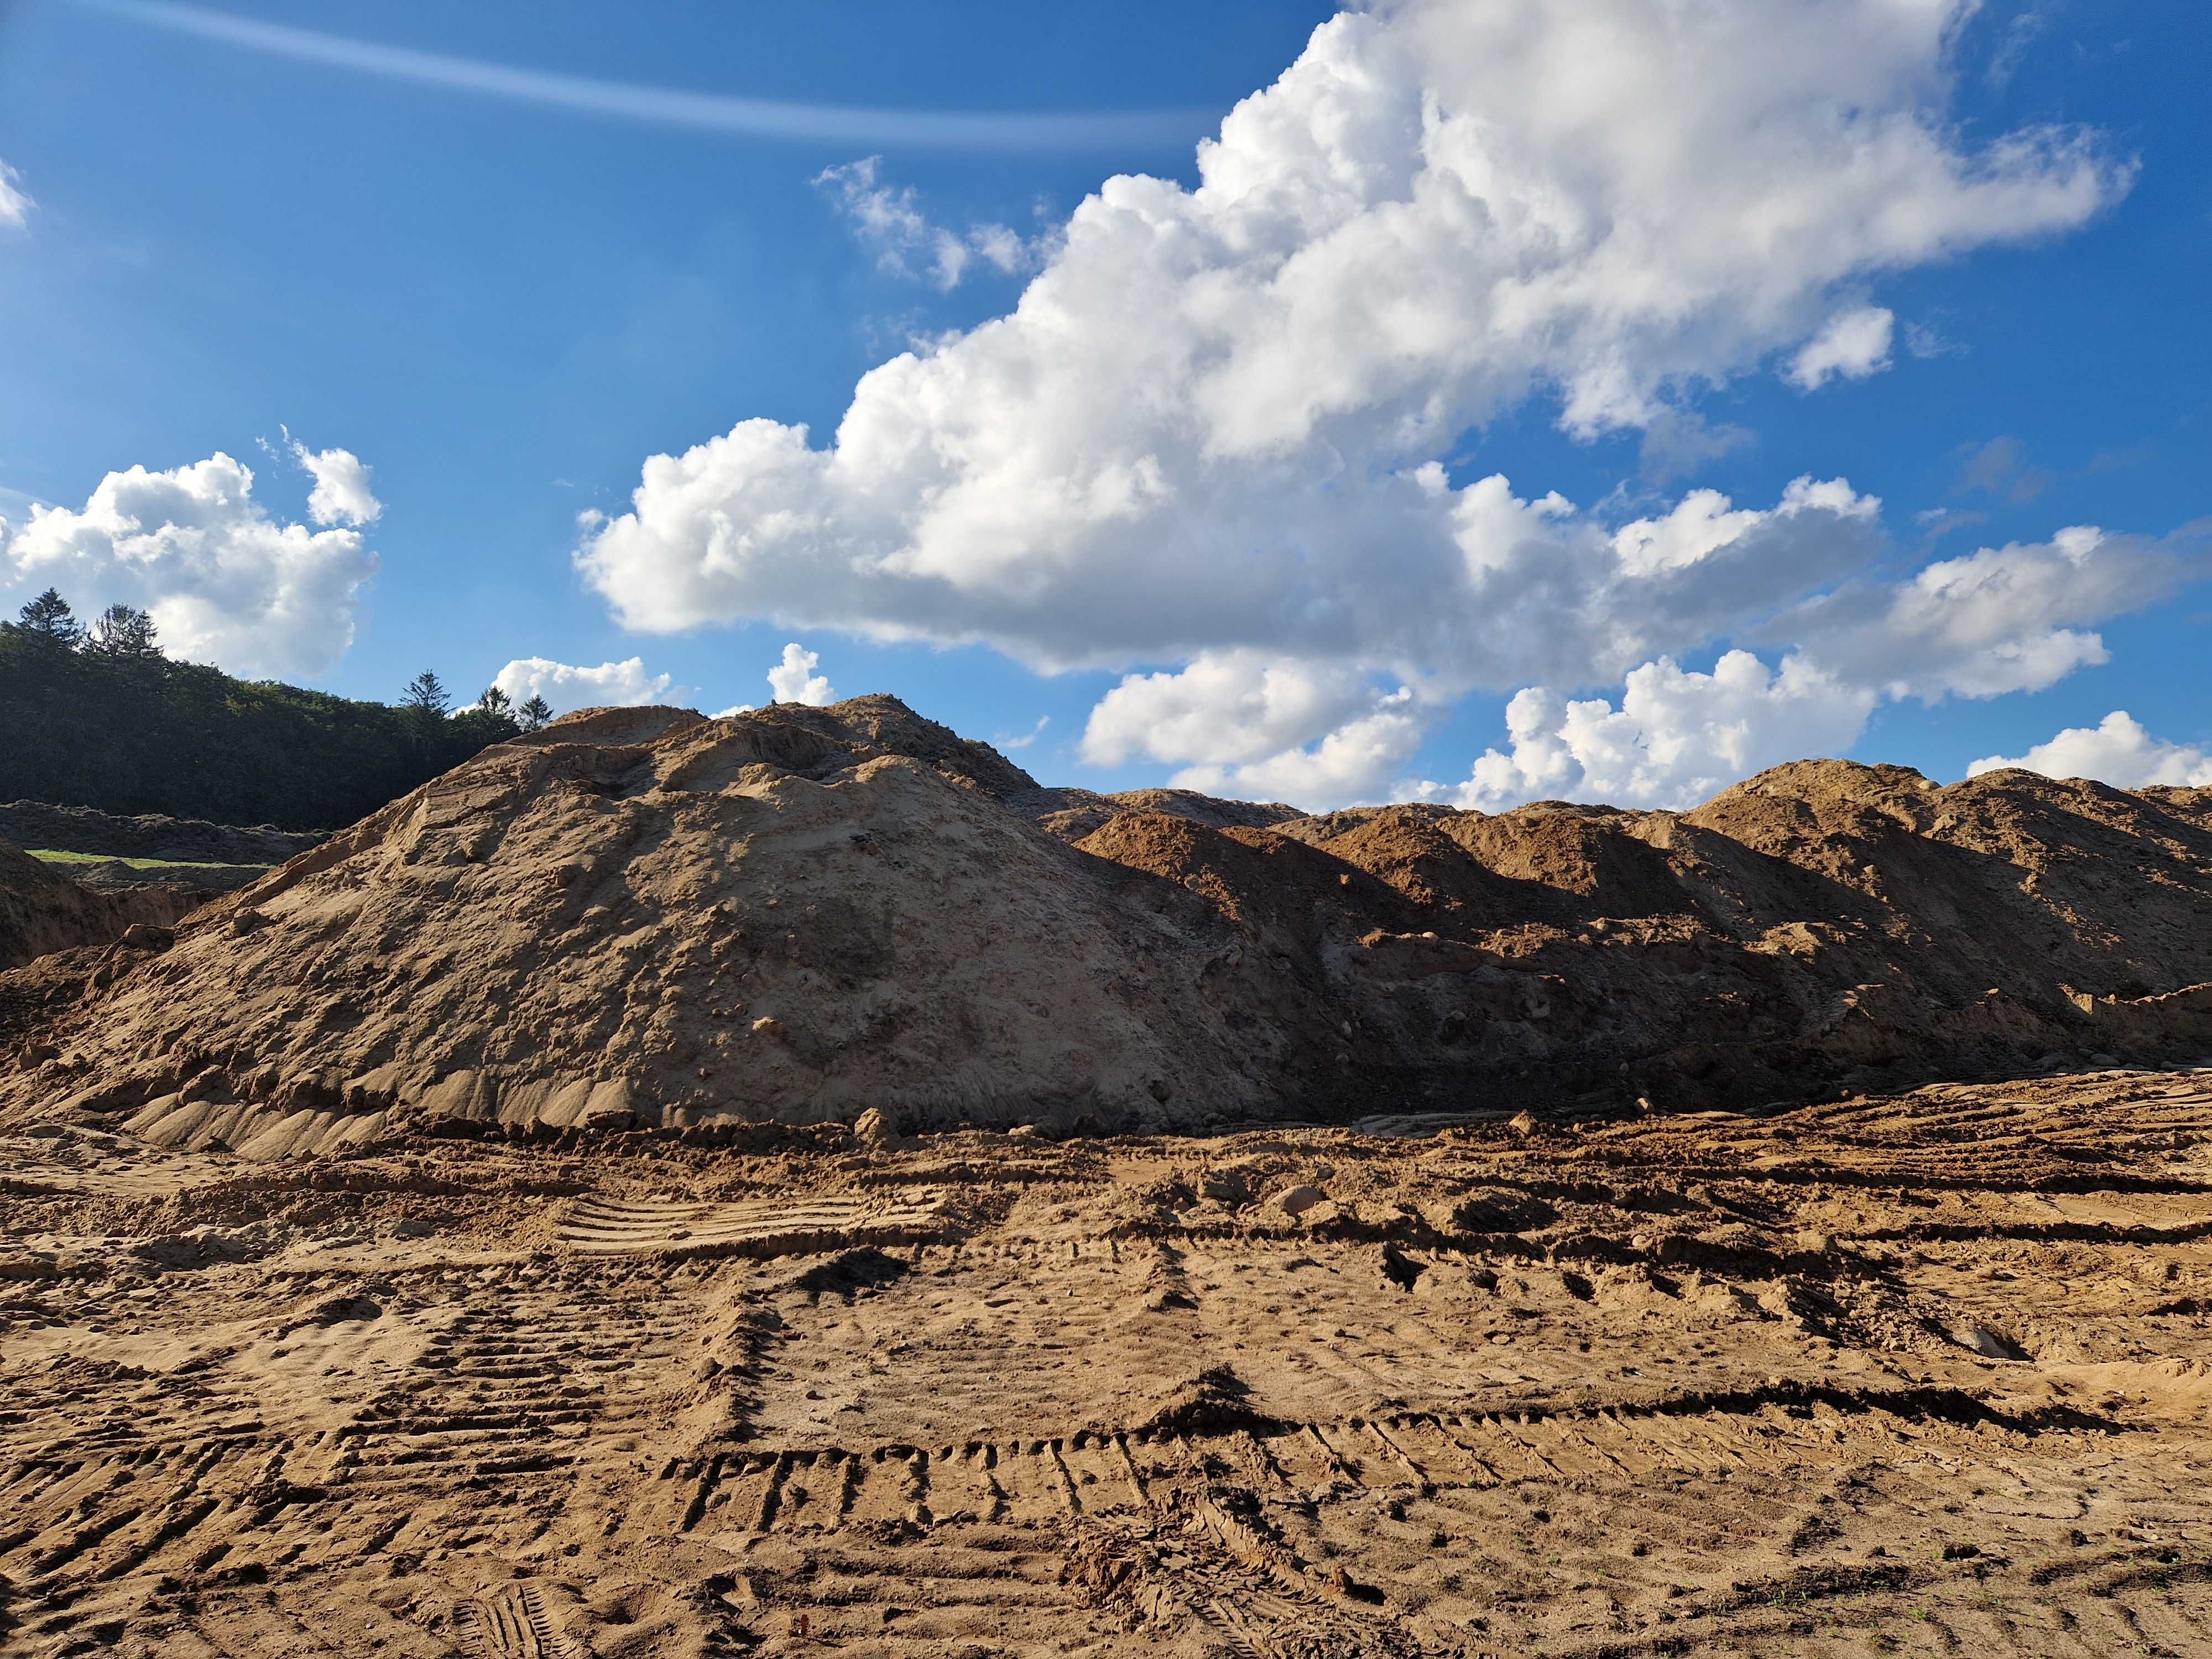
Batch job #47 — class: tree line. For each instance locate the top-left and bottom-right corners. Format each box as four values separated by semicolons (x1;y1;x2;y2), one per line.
2;589;556;831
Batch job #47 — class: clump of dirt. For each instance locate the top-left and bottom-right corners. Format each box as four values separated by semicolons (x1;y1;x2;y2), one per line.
4;700;2211;1150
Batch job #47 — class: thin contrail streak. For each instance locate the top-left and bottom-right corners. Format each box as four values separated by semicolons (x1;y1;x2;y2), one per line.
71;0;1209;153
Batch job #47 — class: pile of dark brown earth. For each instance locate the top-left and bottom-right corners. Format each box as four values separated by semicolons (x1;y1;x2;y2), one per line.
2;696;2209;1155
0;800;320;867
0;837;200;974
0;800;306;898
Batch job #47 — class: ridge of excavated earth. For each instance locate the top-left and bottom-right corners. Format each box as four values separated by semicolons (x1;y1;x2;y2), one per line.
2;696;2208;1151
6;1069;2212;1656
0;802;317;869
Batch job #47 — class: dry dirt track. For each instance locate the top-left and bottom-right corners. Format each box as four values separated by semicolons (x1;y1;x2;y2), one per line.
7;1071;2212;1658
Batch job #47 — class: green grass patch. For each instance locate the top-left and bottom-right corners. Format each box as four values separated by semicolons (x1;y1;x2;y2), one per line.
25;848;274;873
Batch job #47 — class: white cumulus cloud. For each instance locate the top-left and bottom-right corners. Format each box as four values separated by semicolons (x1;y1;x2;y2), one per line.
1787;306;1897;390
0;160;30;229
1416;518;2205;813
283;429;382;526
1174;695;1427;808
1084;653;1422;805
1082;652;1378;770
995;715;1051;752
815;157;1035;291
1969;712;2212;789
1120;504;2204;812
1436;652;1880;812
1765;524;2199;701
1;451;377;678
491;656;675;715
766;641;836;706
572;0;2157;814
583;0;2121;670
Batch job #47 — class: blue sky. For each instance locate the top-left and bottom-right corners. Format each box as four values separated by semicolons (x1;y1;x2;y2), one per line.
1;0;2207;807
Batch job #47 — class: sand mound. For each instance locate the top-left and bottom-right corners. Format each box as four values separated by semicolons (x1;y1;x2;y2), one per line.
2;699;1278;1150
1031;785;1305;843
4;702;2211;1149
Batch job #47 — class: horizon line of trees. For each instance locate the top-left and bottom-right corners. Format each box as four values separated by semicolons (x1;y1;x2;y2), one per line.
2;587;558;831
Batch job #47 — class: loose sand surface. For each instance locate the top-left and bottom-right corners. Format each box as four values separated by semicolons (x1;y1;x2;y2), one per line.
8;1068;2212;1657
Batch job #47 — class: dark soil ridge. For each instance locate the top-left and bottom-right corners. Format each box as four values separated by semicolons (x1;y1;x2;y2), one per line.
0;800;321;865
0;838;204;975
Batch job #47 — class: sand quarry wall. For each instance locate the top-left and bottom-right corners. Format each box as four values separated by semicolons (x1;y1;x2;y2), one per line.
4;696;2211;1152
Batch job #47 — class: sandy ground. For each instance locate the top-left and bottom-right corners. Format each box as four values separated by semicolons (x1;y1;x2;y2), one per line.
6;1068;2212;1658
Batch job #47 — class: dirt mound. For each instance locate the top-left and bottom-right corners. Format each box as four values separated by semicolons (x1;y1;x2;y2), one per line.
1072;810;1404;940
1031;785;1305;843
49;855;264;898
1442;800;1693;920
0;799;319;864
0;836;202;973
1307;807;1540;928
1267;800;1460;844
1;700;1277;1150
5;710;2212;1147
745;691;1040;799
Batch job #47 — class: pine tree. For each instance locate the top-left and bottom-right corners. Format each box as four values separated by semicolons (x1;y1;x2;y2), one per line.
476;684;513;719
401;670;451;716
85;604;161;659
517;693;553;733
17;587;81;648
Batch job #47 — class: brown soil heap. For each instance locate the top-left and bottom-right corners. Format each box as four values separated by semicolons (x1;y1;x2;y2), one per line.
4;697;2210;1154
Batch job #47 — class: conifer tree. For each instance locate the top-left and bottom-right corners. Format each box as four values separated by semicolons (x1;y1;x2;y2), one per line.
85;604;161;659
17;587;81;647
401;670;451;716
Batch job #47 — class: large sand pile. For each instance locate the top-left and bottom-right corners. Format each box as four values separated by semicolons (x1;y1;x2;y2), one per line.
1079;761;2212;1114
4;697;2210;1152
1;701;1285;1152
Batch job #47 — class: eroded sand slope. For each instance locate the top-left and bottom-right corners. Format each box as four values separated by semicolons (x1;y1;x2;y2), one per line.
6;1071;2212;1656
